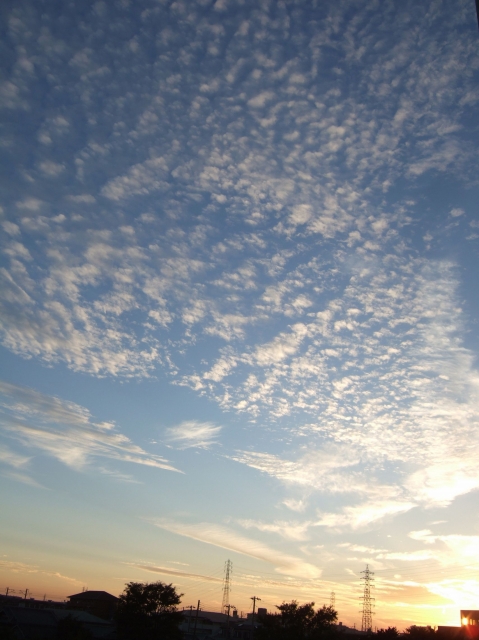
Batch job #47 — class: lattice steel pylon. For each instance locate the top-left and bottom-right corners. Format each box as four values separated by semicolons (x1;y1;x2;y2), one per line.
330;591;336;608
222;560;233;611
360;564;375;632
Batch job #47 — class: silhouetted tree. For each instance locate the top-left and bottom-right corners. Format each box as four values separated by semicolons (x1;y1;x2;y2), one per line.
116;581;183;640
404;626;437;640
377;627;399;639
256;601;338;640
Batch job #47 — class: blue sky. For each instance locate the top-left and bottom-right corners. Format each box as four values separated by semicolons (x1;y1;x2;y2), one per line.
1;0;479;629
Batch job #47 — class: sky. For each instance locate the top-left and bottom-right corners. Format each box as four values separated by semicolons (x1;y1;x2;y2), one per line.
0;0;479;630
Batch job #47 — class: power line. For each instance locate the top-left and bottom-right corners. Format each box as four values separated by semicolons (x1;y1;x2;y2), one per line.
233;560;479;583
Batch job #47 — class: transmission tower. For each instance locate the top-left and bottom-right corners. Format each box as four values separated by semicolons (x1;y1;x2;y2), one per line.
222;560;233;610
360;565;375;632
330;591;336;608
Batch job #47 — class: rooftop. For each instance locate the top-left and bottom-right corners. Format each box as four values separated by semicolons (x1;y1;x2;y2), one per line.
67;591;119;602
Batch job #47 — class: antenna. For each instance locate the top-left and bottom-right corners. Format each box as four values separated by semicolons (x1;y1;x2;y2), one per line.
222;560;233;611
330;591;336;608
360;565;375;632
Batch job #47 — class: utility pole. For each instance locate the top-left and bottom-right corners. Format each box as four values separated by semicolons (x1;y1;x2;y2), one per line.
360;565;374;632
224;604;236;638
476;0;479;29
187;605;194;634
330;591;336;608
222;560;233;611
5;588;10;596
23;589;29;600
193;600;200;639
250;596;261;638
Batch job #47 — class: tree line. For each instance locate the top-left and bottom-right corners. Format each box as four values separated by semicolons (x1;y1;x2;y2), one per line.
20;580;447;640
113;581;448;640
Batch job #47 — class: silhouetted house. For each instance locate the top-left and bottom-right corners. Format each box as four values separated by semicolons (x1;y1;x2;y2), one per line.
437;627;463;640
54;610;116;639
179;610;227;638
16;598;65;611
0;595;24;607
337;623;368;636
179;610;258;639
0;606;116;640
438;611;479;640
67;592;119;621
461;612;479;627
0;606;57;639
461;612;479;639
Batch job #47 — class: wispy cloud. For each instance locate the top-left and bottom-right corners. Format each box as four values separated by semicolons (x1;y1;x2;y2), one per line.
315;500;417;531
408;530;479;569
127;563;224;583
0;381;181;476
165;421;222;449
0;443;44;488
0;444;31;468
0;558;81;585
237;519;312;541
149;519;321;579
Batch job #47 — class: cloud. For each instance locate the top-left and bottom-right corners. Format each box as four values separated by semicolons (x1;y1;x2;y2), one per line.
98;467;142;484
149;519;321;579
15;198;43;211
0;381;181;475
237;518;312;541
2;221;20;236
0;444;31;468
247;91;275;108
127;563;224;583
315;500;416;530
290;205;313;226
408;530;479;568
101;157;169;201
0;233;164;377
38;160;65;177
0;468;46;489
0;0;478;554
209;257;479;517
165;421;222;449
0;558;81;585
229;446;364;495
283;498;308;512
0;443;44;488
67;194;96;204
405;461;479;508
